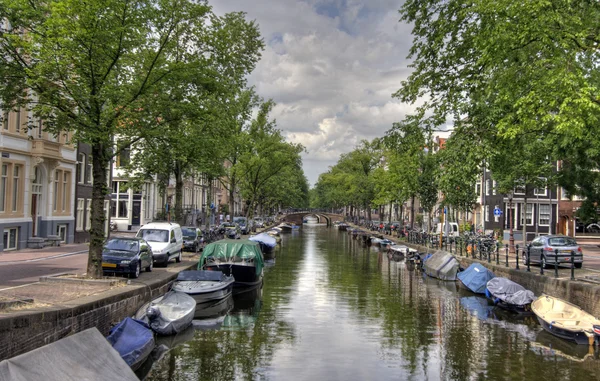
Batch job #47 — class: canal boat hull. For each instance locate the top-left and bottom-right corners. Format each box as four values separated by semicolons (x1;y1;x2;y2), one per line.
532;294;600;345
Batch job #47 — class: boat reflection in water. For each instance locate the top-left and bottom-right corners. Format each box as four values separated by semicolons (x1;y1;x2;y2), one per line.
532;330;600;363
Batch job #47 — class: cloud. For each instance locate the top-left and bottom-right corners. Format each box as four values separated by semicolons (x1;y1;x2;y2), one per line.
211;0;417;186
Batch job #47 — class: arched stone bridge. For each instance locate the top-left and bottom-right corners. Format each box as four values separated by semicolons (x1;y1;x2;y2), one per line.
281;211;345;226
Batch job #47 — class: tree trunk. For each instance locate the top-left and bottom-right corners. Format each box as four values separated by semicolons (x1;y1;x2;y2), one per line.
389;201;393;223
523;195;528;247
410;195;415;229
229;182;235;221
367;203;372;221
87;142;111;279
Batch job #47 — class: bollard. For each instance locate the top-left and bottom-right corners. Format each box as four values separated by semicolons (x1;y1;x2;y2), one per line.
505;244;509;267
540;253;545;275
515;244;520;270
570;250;575;281
459;239;463;257
554;249;559;278
488;243;491;263
526;246;531;273
478;239;482;260
496;242;500;265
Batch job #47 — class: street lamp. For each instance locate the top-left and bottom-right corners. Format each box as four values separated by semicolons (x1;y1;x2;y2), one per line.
508;191;515;254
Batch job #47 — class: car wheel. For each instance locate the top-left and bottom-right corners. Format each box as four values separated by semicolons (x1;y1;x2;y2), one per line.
131;262;141;279
541;256;548;269
146;259;153;272
176;251;182;263
575;262;583;269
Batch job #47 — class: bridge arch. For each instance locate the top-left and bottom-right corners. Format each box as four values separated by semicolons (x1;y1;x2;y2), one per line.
282;211;344;227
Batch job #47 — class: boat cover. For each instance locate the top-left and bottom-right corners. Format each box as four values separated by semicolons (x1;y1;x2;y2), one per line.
177;269;230;282
139;291;196;336
106;317;155;368
423;250;460;280
0;328;139;381
249;233;277;248
200;239;264;276
457;263;495;294
486;277;535;306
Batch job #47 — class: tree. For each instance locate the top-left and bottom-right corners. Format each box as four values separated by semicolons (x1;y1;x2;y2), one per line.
0;0;249;277
396;0;600;217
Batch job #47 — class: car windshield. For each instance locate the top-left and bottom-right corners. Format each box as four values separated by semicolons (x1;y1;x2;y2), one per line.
104;239;138;252
548;237;577;247
137;229;169;242
182;228;196;238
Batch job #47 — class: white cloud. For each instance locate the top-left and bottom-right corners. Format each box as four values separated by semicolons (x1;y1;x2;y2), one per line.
211;0;418;186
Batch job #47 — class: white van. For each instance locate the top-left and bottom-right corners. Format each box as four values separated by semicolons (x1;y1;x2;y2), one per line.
136;222;183;267
431;222;460;238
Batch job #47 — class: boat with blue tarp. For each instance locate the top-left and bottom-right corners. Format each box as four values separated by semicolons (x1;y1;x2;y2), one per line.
457;263;495;294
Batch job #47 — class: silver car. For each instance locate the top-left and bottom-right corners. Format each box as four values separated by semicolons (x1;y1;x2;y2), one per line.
525;235;583;268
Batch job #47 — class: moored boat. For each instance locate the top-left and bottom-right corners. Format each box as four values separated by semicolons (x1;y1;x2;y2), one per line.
249;232;277;259
172;270;234;303
532;294;600;345
423;250;460;281
379;239;393;249
277;223;293;232
0;328;140;381
485;277;535;314
457;263;495;294
200;239;264;287
134;291;196;336
107;317;155;370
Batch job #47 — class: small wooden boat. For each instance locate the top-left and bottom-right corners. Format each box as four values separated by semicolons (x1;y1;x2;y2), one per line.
172;270;234;303
107;317;155;370
485;277;535;314
532;294;600;345
134;291;196;336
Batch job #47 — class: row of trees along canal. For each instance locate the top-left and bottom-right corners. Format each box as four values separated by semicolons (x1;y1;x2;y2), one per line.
311;0;600;235
0;0;309;278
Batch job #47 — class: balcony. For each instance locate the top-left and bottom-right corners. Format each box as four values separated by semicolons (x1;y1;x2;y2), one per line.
31;139;62;160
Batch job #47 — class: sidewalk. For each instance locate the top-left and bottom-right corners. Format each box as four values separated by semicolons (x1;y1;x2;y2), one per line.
0;243;89;264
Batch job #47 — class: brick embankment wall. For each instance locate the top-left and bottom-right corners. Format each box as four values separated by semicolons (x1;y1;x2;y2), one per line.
405;242;600;317
0;268;189;361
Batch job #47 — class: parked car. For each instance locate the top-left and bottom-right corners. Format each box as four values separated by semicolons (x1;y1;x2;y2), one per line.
102;237;153;278
233;217;253;234
219;222;241;239
136;222;183;267
181;226;203;253
254;217;265;229
431;222;460;240
525;235;583;268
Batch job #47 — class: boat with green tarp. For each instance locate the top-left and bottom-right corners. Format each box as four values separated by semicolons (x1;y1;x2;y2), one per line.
199;239;264;287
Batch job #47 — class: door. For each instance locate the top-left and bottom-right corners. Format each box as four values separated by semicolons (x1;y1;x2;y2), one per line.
31;194;38;237
31;167;42;237
132;201;141;225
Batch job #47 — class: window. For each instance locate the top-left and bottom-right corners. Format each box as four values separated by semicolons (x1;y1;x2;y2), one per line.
11;165;19;212
492;180;497;195
514;184;525;195
76;199;84;231
539;204;551;225
78;153;85;184
118;200;128;218
505;203;516;228
85;199;91;231
520;203;533;225
486;179;491;196
2;112;8;130
52;169;71;214
62;172;68;212
15;110;20;133
3;227;18;251
111;181;130;219
0;164;6;212
115;141;130;168
56;225;67;243
87;160;93;184
485;205;489;222
534;179;547;196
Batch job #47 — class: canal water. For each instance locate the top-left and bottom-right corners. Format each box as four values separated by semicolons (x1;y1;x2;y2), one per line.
145;225;600;380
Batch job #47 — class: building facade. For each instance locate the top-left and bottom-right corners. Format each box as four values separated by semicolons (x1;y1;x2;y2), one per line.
1;107;77;251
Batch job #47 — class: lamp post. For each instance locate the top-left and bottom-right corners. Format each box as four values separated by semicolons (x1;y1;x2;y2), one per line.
508;192;515;254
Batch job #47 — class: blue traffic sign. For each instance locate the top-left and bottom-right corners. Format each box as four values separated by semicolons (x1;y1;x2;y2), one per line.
493;208;502;217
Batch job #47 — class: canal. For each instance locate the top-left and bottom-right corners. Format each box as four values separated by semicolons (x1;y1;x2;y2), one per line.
145;225;600;380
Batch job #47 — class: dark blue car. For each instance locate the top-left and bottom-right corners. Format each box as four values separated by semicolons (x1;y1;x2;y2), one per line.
102;237;153;278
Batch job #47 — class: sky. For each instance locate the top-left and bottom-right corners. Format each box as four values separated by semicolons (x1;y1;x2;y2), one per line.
211;0;418;186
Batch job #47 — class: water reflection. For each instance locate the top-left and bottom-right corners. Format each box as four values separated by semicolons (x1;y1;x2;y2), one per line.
145;225;600;381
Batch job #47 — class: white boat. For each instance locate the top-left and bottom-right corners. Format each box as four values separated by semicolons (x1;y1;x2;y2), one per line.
172;270;234;303
134;291;196;335
531;294;600;345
